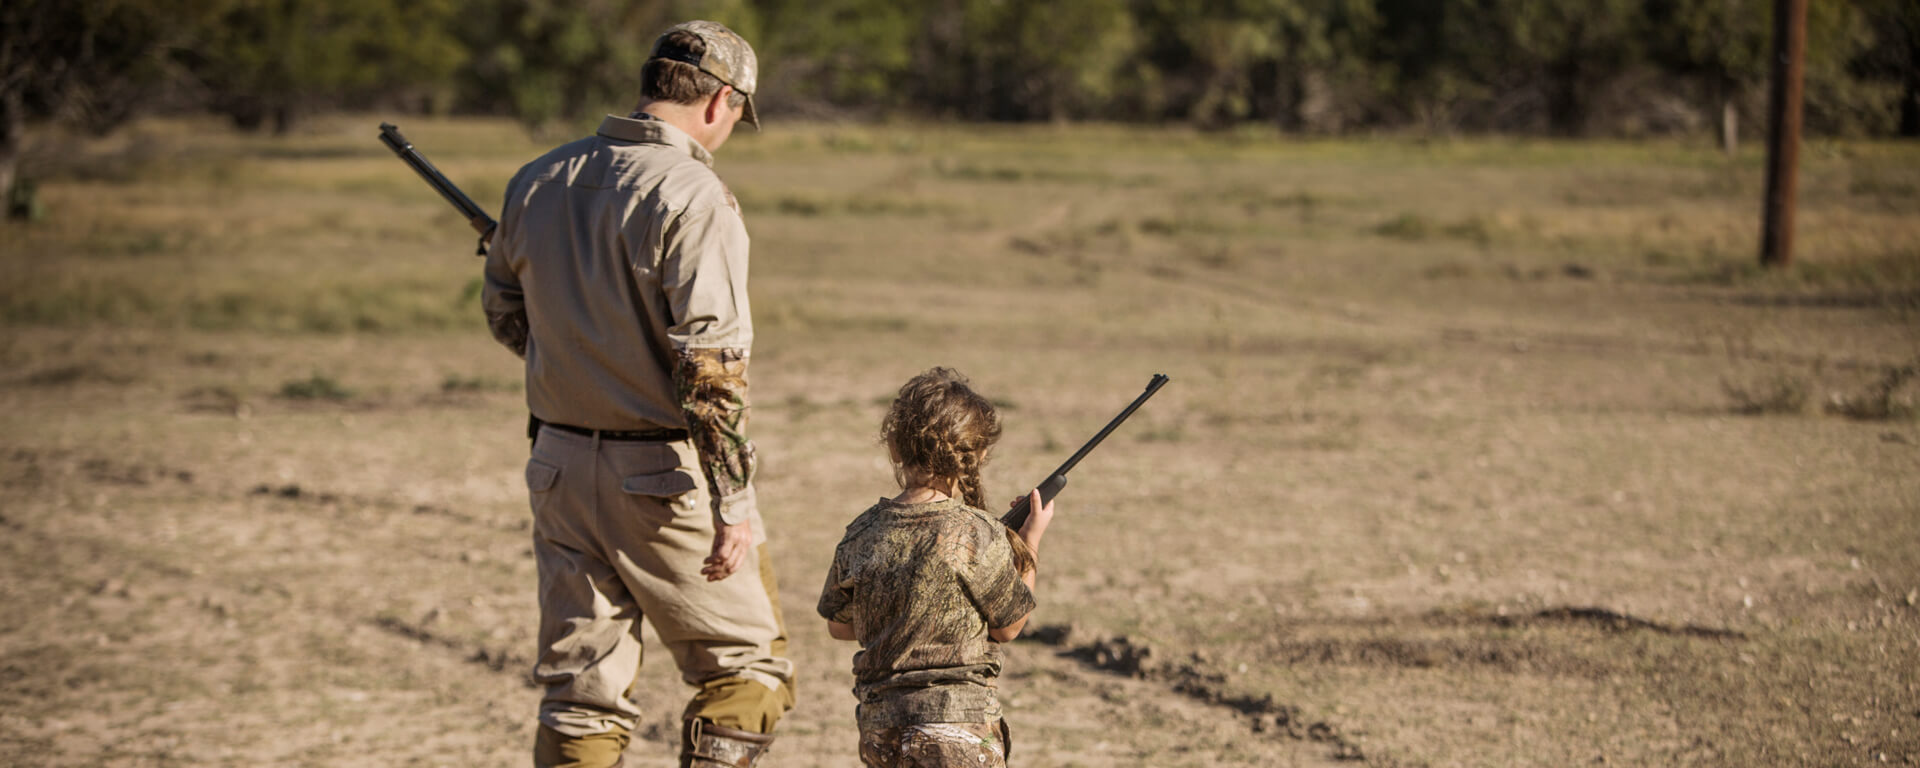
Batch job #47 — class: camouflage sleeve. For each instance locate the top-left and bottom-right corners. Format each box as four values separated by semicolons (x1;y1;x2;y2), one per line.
816;543;856;624
485;309;528;358
674;347;758;525
960;517;1035;630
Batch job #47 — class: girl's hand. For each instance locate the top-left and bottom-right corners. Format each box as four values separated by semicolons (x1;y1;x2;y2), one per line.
1014;488;1053;554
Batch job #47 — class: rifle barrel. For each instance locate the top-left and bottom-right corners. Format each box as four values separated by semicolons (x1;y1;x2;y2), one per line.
1001;374;1170;530
1049;373;1170;477
378;123;495;235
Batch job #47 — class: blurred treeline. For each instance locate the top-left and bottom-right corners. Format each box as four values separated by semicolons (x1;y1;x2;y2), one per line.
4;0;1918;144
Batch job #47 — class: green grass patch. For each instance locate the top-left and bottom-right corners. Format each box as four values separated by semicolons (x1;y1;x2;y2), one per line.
440;374;519;394
1372;212;1502;246
1721;372;1812;416
1682;250;1920;309
929;159;1157;187
279;372;355;401
1825;364;1918;421
1;274;485;334
737;190;956;219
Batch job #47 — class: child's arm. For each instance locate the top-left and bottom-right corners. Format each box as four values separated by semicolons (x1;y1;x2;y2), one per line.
818;544;860;642
988;488;1054;642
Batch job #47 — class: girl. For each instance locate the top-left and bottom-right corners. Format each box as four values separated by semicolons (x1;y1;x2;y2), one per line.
817;367;1054;767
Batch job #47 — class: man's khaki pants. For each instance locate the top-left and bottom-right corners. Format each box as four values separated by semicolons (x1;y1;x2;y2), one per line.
525;427;794;767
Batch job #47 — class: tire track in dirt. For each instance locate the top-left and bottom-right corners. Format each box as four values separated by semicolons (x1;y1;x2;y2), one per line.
1013;606;1748;766
244;482;528;534
367;614;536;687
1018;626;1371;763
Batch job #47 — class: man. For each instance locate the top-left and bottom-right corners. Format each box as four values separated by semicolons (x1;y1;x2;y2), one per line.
481;20;793;768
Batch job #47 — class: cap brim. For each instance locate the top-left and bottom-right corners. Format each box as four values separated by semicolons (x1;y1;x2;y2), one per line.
742;93;760;130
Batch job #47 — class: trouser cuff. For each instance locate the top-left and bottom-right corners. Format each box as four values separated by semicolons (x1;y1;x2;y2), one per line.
681;718;775;768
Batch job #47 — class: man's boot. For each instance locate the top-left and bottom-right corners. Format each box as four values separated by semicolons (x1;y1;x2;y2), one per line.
680;717;775;768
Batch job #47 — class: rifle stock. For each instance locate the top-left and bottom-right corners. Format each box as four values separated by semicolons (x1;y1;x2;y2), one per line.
1001;374;1170;531
378;122;497;255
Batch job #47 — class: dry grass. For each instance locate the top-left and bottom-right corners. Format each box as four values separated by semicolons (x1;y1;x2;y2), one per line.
2;115;1918;767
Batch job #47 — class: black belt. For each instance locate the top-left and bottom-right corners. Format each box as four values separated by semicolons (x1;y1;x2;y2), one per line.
531;415;687;442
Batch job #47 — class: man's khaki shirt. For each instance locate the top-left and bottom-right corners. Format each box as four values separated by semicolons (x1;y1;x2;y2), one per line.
483;114;752;434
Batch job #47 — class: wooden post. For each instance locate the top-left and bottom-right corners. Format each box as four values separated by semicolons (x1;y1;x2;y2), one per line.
1760;0;1807;269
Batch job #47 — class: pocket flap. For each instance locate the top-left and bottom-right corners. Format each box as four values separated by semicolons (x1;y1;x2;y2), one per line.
622;469;698;498
525;460;559;493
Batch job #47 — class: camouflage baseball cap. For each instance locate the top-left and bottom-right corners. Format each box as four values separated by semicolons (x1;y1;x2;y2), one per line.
649;20;760;129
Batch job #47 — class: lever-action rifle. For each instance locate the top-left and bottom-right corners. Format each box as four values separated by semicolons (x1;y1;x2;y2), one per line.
1002;374;1171;531
377;122;497;255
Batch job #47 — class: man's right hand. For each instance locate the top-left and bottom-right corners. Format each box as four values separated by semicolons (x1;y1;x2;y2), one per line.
702;520;754;581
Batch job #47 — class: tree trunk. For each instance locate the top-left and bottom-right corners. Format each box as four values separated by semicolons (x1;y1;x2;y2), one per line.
1;86;21;220
1902;51;1920;137
1721;98;1738;155
1546;58;1587;137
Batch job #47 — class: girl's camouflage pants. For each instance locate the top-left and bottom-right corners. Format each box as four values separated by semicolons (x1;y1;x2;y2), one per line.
858;720;1009;767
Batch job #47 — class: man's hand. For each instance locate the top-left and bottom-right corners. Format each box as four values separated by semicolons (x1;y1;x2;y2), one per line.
703;520;754;581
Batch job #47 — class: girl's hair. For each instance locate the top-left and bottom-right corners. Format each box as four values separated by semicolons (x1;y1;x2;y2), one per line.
881;367;1002;510
881;367;1035;574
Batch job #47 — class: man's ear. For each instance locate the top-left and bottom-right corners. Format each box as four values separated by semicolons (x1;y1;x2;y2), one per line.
705;86;735;125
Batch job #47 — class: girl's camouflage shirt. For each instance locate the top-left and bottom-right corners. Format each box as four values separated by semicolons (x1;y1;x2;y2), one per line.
817;497;1035;730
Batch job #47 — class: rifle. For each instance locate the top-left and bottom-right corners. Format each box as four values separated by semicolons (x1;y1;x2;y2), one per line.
1002;374;1171;531
377;122;497;256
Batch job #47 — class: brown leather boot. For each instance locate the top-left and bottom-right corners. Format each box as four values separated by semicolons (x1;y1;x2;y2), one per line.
680;717;775;768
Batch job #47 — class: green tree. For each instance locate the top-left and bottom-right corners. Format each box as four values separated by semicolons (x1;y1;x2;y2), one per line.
191;0;463;133
1121;0;1382;129
1649;0;1771;151
1850;0;1920;136
753;0;916;114
454;0;764;133
0;0;226;216
883;0;1135;121
1264;0;1383;132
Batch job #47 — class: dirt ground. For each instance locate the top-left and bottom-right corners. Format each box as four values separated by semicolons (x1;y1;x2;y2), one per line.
2;117;1918;767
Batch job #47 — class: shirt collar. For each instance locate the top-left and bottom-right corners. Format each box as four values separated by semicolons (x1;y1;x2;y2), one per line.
596;113;714;168
876;496;963;516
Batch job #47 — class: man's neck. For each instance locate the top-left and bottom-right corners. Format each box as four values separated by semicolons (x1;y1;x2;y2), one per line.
633;100;714;150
